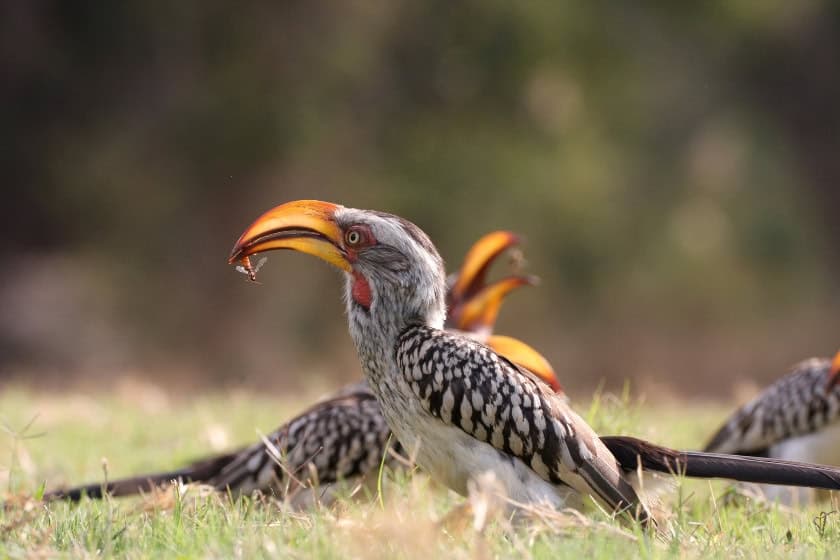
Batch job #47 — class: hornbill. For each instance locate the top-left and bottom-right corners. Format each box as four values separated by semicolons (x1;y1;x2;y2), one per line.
44;231;559;501
702;350;840;503
227;200;840;525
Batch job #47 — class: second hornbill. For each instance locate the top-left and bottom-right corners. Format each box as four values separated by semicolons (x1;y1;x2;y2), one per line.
703;350;840;504
45;231;558;501
228;200;840;526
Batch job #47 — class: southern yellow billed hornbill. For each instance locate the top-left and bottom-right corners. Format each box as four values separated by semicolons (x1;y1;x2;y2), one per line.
45;231;558;501
702;350;840;503
228;200;840;525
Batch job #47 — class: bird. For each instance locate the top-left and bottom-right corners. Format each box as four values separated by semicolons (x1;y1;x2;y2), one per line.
44;230;559;502
702;350;840;504
227;199;840;525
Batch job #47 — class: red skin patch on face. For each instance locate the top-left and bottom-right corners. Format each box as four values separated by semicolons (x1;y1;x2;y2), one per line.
351;271;372;309
344;226;376;309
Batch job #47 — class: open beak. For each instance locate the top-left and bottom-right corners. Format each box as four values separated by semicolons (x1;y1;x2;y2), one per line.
485;335;562;393
827;350;840;390
448;231;521;305
228;200;351;273
453;275;538;333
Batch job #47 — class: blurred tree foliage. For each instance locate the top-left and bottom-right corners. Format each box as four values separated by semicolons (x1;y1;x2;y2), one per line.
1;1;838;395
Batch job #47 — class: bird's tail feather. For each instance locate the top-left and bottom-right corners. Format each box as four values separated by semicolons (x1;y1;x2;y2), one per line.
603;435;840;490
43;451;240;501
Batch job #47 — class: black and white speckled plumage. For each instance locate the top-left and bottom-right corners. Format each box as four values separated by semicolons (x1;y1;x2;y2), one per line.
45;381;397;501
705;357;840;456
204;382;394;494
395;325;646;518
703;355;840;503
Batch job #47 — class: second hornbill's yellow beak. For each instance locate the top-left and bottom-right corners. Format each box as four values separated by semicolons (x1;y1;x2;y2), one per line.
228;200;351;272
484;335;562;394
454;275;539;333
447;230;530;332
448;231;520;305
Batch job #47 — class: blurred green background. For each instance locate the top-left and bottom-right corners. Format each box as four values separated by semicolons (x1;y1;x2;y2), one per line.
2;1;838;397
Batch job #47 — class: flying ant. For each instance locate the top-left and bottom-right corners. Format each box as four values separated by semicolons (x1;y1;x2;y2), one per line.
235;255;268;283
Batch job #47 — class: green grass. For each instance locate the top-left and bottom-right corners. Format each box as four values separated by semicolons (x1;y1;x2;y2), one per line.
2;385;840;558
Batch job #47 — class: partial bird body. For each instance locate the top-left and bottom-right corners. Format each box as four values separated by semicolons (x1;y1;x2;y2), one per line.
49;382;389;503
704;353;840;503
394;326;642;517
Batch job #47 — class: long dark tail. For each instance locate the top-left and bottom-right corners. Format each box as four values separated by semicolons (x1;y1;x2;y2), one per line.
43;451;239;501
602;435;840;490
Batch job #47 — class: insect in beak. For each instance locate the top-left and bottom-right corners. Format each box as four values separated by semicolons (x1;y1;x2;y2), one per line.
234;255;268;283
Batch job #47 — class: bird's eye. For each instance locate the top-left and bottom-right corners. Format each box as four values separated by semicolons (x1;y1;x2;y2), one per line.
345;229;362;246
344;225;375;248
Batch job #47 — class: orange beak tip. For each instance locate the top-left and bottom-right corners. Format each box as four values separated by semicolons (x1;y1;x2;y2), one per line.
827;350;840;390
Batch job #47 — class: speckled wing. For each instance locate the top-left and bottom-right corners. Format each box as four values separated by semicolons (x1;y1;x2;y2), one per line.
45;382;398;501
208;381;397;494
704;358;838;455
396;325;650;522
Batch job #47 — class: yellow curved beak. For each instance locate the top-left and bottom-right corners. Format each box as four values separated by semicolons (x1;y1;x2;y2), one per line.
449;231;520;304
228;200;351;273
485;334;562;393
454;275;538;332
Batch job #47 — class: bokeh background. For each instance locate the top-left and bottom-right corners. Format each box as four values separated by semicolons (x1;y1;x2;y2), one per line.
2;2;838;399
